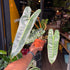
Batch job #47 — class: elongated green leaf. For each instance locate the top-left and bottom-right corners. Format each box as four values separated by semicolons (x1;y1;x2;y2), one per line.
53;30;60;62
47;29;54;64
47;29;60;64
11;6;41;58
0;50;7;54
26;28;45;44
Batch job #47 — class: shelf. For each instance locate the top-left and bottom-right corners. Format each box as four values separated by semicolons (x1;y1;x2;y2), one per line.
59;41;70;54
60;32;70;41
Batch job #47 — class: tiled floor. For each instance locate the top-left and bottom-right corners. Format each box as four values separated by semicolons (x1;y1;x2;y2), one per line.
41;46;67;70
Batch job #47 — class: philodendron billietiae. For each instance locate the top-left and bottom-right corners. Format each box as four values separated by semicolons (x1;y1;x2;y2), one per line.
47;29;60;64
11;6;41;58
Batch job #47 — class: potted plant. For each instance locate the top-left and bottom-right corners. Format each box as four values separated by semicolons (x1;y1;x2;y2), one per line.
0;6;43;70
0;6;60;70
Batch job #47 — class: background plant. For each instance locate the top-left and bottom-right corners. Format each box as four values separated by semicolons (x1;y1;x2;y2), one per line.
0;50;22;70
47;29;60;64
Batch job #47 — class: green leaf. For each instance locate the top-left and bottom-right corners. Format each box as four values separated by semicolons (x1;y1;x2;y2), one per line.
45;19;48;24
40;19;48;29
26;28;45;44
53;30;60;61
47;29;60;64
41;19;45;29
0;50;7;54
0;59;3;65
0;58;9;69
11;6;41;58
47;29;54;64
11;53;22;62
2;56;10;62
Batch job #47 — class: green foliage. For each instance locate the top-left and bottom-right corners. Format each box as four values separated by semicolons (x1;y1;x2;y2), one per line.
47;29;60;64
26;28;45;44
0;59;9;70
0;53;22;69
10;53;22;62
41;19;48;30
0;50;7;54
27;60;40;70
0;54;10;70
11;6;41;58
